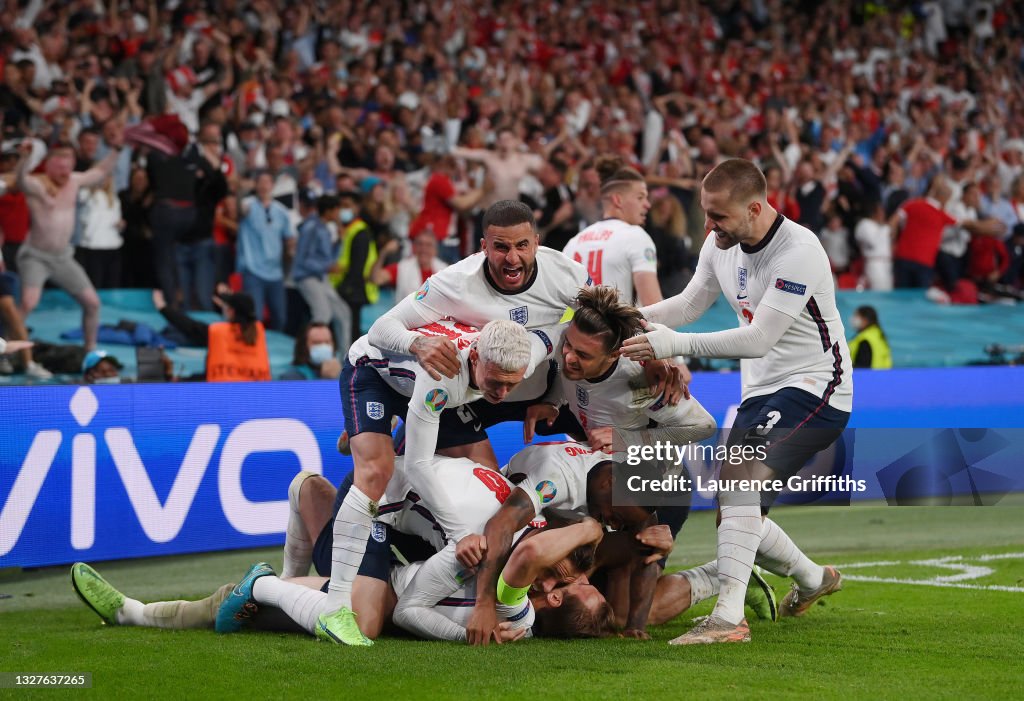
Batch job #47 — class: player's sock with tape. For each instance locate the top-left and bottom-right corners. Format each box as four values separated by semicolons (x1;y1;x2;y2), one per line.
711;495;762;625
677;561;719;608
282;474;316;578
756;518;824;591
252;576;327;634
116;597;145;626
325;484;374;610
117;584;234;629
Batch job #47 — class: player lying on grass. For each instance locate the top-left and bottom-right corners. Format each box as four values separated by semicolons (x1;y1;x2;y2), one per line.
465;441;776;645
70;497;615;641
238;451;661;644
70;480;755;643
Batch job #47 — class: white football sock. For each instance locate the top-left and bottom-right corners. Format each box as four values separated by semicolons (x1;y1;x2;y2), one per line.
116;597;145;626
282;472;316;579
117;583;232;629
757;518;824;591
678;561;719;607
711;500;763;625
252;576;329;635
325;484;374;610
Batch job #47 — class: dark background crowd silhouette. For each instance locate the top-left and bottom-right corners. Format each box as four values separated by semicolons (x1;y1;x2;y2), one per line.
1;0;1022;382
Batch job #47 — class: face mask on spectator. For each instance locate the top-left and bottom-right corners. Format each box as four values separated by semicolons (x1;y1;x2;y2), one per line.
309;343;334;365
339;208;355;224
93;376;121;385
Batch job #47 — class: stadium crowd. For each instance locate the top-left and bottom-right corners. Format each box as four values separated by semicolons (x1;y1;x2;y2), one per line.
1;0;1023;381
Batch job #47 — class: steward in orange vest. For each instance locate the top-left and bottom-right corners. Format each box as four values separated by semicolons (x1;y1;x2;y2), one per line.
154;287;271;382
206;291;271;381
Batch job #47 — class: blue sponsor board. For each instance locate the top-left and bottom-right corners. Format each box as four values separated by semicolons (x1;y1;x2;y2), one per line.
2;368;1022;568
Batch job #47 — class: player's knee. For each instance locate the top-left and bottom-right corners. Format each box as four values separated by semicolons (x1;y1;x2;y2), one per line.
79;290;101;313
300;475;335;514
694;411;717;441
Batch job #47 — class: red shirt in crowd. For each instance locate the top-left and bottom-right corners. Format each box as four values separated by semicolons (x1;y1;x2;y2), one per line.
409;172;456;242
968;236;1010;281
0;191;30;245
893;198;957;267
381;263;431;287
767;190;801;221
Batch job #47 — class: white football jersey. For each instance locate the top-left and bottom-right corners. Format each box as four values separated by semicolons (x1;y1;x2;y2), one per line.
563;218;658;303
391;544;534;640
406;247;589;331
373;460;447;551
504;441;610;517
694;214;852;411
394;455;517;541
553;357;714;434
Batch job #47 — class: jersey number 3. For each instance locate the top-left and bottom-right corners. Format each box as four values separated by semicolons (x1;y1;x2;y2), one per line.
573;250;603;285
474;467;511;503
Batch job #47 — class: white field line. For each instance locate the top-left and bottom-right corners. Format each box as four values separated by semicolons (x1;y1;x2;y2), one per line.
837;553;1024;593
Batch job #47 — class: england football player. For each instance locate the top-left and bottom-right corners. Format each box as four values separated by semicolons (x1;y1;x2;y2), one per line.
325;318;539;641
367;199;590;381
367;199;680;442
466;440;676;645
70;455;611;643
623;158;851;644
525;285;716;457
69;516;610;642
562;155;663;306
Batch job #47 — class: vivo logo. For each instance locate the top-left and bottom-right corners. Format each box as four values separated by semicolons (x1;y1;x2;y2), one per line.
0;387;323;557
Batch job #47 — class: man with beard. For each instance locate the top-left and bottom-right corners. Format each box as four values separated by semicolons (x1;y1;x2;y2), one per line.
624;159;851;644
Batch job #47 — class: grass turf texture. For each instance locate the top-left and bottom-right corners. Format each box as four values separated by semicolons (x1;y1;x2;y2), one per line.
3;504;1023;700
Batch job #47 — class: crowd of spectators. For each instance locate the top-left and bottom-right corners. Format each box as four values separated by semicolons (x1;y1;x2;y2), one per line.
1;0;1023;380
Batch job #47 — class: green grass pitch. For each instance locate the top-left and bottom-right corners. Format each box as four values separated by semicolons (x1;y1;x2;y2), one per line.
3;504;1023;700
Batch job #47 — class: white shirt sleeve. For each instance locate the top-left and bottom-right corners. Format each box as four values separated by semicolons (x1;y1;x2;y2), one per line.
513;454;574;516
403;372;475;539
656;304;794;359
392;545;469;641
625;227;659;274
404;372;456;464
367;266;474;353
366;292;443;354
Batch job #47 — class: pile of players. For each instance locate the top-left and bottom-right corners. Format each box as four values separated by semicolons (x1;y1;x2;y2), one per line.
72;158;850;646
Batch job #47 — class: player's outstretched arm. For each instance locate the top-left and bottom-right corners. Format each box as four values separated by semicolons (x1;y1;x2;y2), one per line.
367;290;460;379
501;517;604;589
466;489;537;646
624;305;795;361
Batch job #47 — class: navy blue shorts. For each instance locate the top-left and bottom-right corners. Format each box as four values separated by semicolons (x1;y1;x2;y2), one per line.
339;357;411;437
313;472;439;585
728;387;850;479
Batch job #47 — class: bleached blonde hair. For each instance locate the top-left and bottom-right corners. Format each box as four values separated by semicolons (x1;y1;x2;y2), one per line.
475;319;532;371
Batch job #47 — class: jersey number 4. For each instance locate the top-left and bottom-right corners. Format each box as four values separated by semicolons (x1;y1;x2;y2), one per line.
474;467;511;503
573;250;603;285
